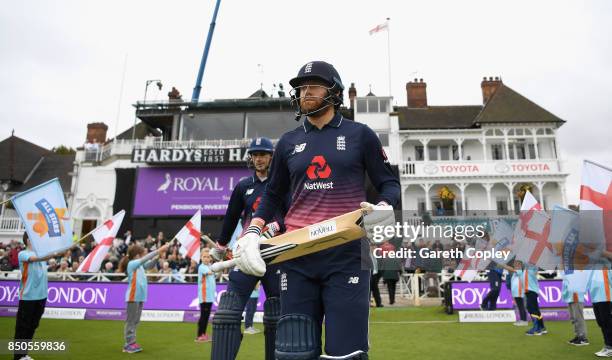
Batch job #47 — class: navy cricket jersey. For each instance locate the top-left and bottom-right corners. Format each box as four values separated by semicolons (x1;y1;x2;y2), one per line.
219;173;288;246
254;113;400;232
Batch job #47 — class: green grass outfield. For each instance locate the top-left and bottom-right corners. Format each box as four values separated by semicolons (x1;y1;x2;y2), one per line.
0;307;604;359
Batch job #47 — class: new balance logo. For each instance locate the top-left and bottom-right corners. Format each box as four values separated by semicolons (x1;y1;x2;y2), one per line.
292;143;306;155
245;188;254;195
348;277;360;284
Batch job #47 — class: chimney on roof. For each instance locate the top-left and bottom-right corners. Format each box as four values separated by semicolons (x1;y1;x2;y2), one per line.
86;122;108;144
406;78;427;108
348;82;357;109
481;76;502;104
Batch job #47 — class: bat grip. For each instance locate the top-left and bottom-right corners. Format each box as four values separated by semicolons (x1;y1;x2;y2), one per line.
211;258;237;272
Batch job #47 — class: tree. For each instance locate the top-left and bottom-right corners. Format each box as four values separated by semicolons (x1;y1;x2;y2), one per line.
52;145;76;155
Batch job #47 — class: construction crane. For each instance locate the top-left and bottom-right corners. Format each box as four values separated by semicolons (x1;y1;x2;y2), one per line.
191;0;222;103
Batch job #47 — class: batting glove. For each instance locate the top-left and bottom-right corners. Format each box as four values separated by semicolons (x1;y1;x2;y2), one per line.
361;201;396;243
234;226;266;277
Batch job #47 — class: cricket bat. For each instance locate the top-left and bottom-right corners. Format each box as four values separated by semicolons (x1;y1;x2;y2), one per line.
210;209;365;272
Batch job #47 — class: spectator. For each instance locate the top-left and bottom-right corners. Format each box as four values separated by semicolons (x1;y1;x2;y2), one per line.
0;249;12;271
431;239;444;252
124;230;133;245
187;260;198;283
380;240;401;305
47;258;58;272
167;252;179;270
369;243;383;308
9;241;20;270
176;254;189;270
156;232;166;246
160;261;173;282
58;260;70;272
144;235;156;251
61;250;72;267
104;262;114;274
71;245;84;264
100;253;113;272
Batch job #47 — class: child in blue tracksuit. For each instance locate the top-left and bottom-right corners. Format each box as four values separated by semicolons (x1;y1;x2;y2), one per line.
508;260;527;326
562;270;588;346
196;248;216;342
518;264;546;335
13;233;72;360
588;268;612;356
118;243;168;353
502;261;545;334
244;282;261;334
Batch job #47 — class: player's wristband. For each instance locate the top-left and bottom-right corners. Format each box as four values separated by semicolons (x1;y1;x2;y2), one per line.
244;225;262;237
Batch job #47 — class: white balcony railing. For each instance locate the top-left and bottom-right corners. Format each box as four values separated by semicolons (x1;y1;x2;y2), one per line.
401;159;562;177
0;217;24;233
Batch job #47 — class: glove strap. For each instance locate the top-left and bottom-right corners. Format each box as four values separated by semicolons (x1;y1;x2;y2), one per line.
245;225;262;237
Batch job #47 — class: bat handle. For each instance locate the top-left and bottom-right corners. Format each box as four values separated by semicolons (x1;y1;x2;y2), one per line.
211;258;237;272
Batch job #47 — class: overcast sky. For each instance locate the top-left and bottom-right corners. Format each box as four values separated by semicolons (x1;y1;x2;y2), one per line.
1;0;611;205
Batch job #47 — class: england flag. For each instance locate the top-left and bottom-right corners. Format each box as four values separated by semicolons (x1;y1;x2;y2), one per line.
512;191;555;269
77;210;125;272
489;218;515;265
176;211;202;263
580;160;612;263
454;238;490;282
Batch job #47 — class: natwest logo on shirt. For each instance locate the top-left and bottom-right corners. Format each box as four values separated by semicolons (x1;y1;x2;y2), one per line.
305;155;333;190
306;156;332;180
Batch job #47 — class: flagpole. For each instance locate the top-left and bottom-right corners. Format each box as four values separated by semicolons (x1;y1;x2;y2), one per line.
386;17;392;98
0;198;10;206
73;227;98;244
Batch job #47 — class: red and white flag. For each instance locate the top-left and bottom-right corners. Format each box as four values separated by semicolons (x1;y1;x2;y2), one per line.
369;22;388;35
176;210;202;263
512;191;555;268
454;239;490;282
78;210;125;272
454;258;477;282
579;160;612;254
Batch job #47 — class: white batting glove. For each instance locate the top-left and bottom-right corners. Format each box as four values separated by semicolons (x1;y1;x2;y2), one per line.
234;229;266;277
361;201;395;243
210;243;227;262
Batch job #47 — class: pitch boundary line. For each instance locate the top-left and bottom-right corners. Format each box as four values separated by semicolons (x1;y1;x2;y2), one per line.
370;320;458;324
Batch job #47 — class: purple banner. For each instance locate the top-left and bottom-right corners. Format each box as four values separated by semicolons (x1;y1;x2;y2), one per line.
450;280;592;310
0;281;266;311
133;167;251;216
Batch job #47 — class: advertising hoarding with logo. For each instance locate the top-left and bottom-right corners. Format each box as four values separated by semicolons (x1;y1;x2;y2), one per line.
133;167;251;216
0;280;265;311
449;280;592;310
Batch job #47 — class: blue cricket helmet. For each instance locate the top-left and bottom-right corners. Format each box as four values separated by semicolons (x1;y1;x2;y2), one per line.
247;137;274;154
289;61;344;91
